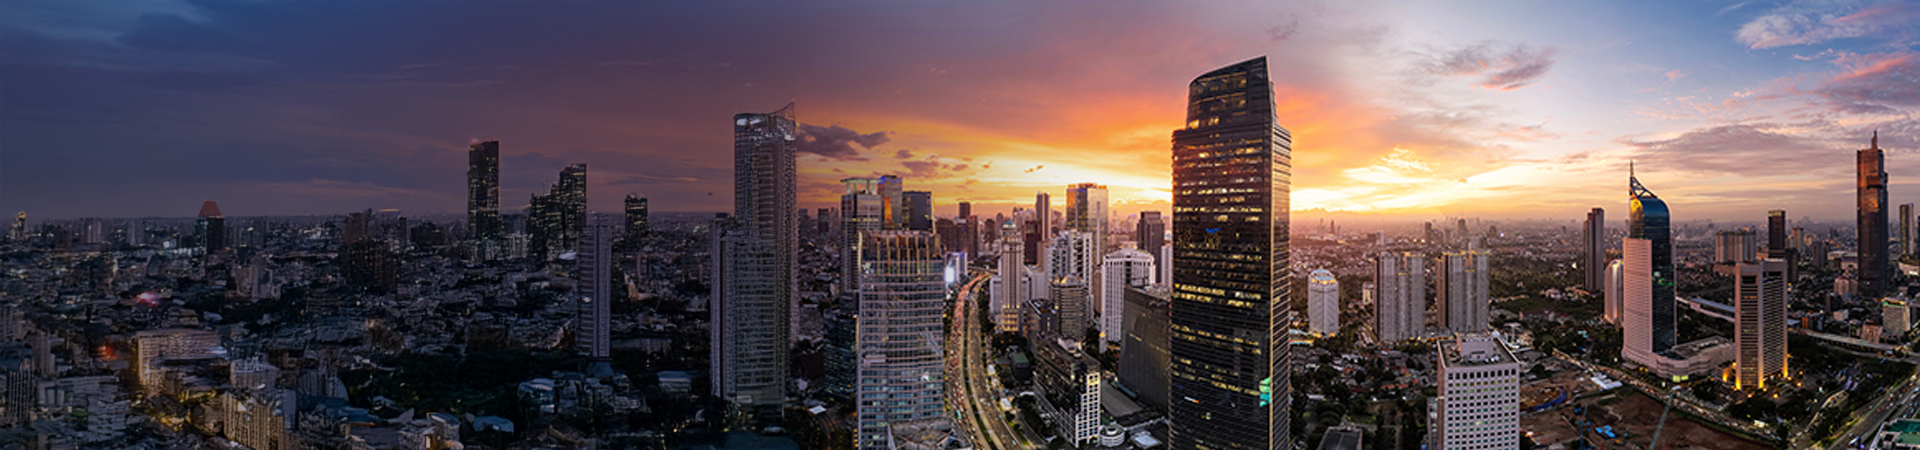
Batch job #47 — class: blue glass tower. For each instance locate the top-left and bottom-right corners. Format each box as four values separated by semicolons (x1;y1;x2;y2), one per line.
1628;166;1675;353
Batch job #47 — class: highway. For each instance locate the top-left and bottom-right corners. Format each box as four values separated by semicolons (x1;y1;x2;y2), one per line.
950;269;1028;450
1815;365;1920;450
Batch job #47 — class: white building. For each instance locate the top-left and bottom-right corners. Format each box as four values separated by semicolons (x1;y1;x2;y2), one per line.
1436;334;1521;450
1375;252;1426;343
1100;244;1155;344
1308;269;1339;336
1438;249;1491;333
1735;259;1789;390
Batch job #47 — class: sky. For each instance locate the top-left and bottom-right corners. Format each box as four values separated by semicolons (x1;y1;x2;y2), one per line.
1;0;1916;223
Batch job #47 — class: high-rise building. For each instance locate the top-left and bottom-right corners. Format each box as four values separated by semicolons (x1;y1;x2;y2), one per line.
1438;249;1491;333
1052;276;1092;341
1767;210;1796;281
1137;211;1166;283
578;215;613;361
1168;56;1291;450
1624;167;1677;363
1036;192;1052;240
1159;242;1172;289
1101;244;1155;344
1308;269;1339;336
1903;203;1915;257
853;231;947;450
1034;333;1101;446
528;164;588;259
1734;259;1788;390
624;194;649;239
958;201;976;255
341;210;398;294
1119;285;1171;411
712;103;797;411
993;226;1026;332
468;140;503;239
841;178;883;294
1714;229;1759;264
197;201;226;252
879;175;904;230
1885;299;1913;339
1375;252;1426;343
1066;184;1110;325
1435;334;1521;449
1860;131;1889;297
903;191;933;231
1604;260;1624;325
1585;208;1606;292
1049;230;1098;287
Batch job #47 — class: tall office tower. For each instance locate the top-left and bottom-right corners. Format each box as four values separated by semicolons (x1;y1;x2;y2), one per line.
816;207;832;237
853;231;946;450
1308;269;1339;336
878;175;904;230
1374;252;1427;343
528;164;589;259
1101;244;1155;344
625;194;649;239
1136;211;1166;284
1169;56;1291;450
468;140;502;239
1860;131;1889;298
903;190;933;231
1036;192;1053;241
1623;167;1677;366
1435;334;1521;450
1904;203;1915;256
1438;249;1491;333
841;178;883;294
1052;276;1092;340
958;202;976;255
1734;259;1789;390
1604;260;1624;325
197;201;226;252
1120;285;1171;410
1584;208;1606;292
994;230;1027;332
1035;334;1103;447
1766;210;1797;282
713;103;797;411
578;216;613;361
1067;183;1110;317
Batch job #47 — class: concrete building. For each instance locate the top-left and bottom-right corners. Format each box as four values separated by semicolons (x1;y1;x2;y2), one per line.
1136;211;1166;284
841;178;883;295
133;329;220;392
1375;252;1427;343
1714;229;1760;264
1308;269;1339;336
1735;259;1790;390
1886;298;1912;339
578;215;613;361
1438;249;1491;333
1034;335;1101;447
1066;183;1109;324
1604;260;1624;325
992;225;1027;333
1101;244;1155;345
1052;276;1092;341
711;103;798;411
1436;334;1521;450
853;231;948;450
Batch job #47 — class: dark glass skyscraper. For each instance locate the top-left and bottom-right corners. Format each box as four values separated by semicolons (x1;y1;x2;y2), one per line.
624;194;649;238
1168;56;1291;450
1629;167;1675;354
1584;208;1605;292
467;140;502;239
904;190;933;231
1137;211;1166;284
1860;132;1888;298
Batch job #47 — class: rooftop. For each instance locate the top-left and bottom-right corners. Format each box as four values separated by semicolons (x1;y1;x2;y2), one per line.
1442;333;1517;367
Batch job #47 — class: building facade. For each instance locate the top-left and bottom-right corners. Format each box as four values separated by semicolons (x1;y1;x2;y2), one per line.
1438;249;1491;333
1436;334;1521;450
1734;259;1788;390
578;216;613;361
1375;252;1427;343
468;140;502;240
1101;244;1155;344
1137;211;1166;284
1861;132;1889;297
853;232;948;450
1120;285;1171;411
1168;56;1292;450
712;103;798;411
1308;269;1339;336
1585;208;1605;292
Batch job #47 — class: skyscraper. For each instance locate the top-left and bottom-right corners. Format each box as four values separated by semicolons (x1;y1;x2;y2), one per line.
1136;211;1166;283
1035;192;1052;242
904;190;933;231
1734;259;1788;390
879;175;904;230
624;194;649;239
468;140;502;239
1438;249;1491;333
1623;167;1677;365
1168;56;1291;450
1308;269;1338;336
994;222;1027;332
528;164;588;260
853;231;947;450
1048;230;1098;287
1903;203;1914;257
1767;210;1797;282
1052;276;1092;341
1119;285;1171;410
958;201;976;255
578;215;612;361
1860;131;1889;298
1604;260;1624;325
712;103;797;411
841;178;883;294
196;201;226;252
1584;208;1605;292
1435;334;1521;449
1375;252;1426;343
1101;244;1155;345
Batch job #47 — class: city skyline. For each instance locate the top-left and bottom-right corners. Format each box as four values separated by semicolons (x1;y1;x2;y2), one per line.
4;1;1917;221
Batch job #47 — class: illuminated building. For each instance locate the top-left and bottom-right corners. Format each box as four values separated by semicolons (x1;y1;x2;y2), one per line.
468;140;502;239
1168;56;1291;450
904;190;933;231
879;175;904;230
1624;167;1676;359
624;194;648;239
1734;259;1788;390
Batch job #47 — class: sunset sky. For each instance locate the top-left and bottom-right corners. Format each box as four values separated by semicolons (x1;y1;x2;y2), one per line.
2;1;1916;223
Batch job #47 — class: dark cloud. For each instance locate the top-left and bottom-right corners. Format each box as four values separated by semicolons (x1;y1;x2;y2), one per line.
796;124;888;161
895;149;914;159
1426;41;1558;91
